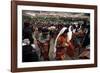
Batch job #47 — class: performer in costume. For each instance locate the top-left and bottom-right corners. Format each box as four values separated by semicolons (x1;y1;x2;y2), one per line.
38;28;50;61
54;27;75;60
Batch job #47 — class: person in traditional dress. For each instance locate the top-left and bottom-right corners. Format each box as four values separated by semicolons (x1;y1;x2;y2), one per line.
32;27;41;60
38;28;50;61
54;27;75;60
48;26;57;60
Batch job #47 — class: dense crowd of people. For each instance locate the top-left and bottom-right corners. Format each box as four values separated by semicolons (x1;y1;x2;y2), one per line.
22;18;90;62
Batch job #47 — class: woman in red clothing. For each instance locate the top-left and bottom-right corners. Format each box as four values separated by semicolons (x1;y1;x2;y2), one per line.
56;28;75;60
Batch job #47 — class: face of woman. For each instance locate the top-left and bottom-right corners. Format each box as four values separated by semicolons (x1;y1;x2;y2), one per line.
63;33;67;37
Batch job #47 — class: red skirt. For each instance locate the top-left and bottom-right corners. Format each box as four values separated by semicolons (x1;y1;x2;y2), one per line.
66;42;75;57
56;47;65;60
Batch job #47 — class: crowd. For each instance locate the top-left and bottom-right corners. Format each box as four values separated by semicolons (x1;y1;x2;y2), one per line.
22;19;90;62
